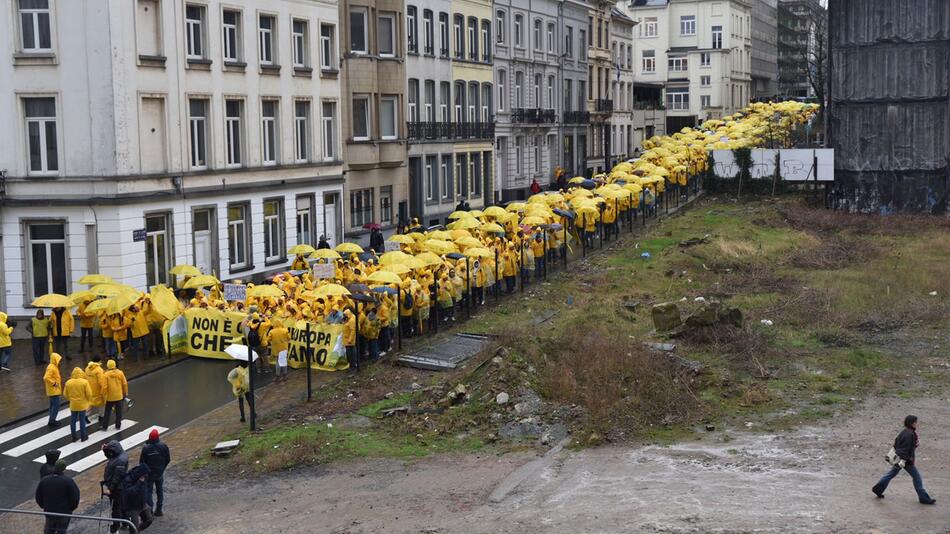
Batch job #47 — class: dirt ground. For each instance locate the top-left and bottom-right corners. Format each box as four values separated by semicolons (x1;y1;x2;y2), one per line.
58;394;949;534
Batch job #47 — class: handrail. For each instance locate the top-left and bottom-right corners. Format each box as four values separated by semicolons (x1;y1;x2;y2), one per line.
0;507;138;533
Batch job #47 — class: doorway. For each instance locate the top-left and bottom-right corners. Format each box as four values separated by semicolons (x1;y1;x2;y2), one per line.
192;208;216;277
323;192;341;247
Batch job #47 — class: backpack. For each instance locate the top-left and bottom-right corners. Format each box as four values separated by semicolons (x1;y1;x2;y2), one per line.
403;292;414;309
247;328;261;348
120;464;150;511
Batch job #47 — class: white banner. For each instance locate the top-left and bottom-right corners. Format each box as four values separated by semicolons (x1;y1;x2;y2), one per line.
223;283;247;301
312;262;336;279
711;149;834;182
384;240;402;252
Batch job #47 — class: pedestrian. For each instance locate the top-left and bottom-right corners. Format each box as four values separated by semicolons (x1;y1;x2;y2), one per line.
43;353;63;428
110;312;132;360
101;440;129;533
121;463;154;530
34;459;80;534
0;312;13;371
316;235;331;249
369;227;385;254
40;450;61;479
101;359;128;431
140;428;170;517
530;178;542;194
85;355;106;421
227;361;251;423
127;305;149;360
49;306;74;361
266;322;289;382
63;367;93;442
291;253;309;271
531;233;546;281
30;310;50;365
872;415;937;504
99;313;116;359
242;313;266;374
77;299;96;354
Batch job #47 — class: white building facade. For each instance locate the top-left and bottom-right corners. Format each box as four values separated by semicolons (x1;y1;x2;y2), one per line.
0;0;344;319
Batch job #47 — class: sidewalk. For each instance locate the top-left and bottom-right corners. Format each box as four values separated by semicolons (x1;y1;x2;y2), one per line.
0;338;186;427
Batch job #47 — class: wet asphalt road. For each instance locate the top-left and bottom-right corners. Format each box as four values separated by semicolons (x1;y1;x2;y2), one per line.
0;357;264;509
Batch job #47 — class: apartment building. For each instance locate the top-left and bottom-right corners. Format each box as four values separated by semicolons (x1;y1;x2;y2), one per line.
624;0;752;132
0;0;345;318
750;0;778;99
609;7;637;165
339;0;409;242
585;0;615;176
558;0;592;178
493;0;561;200
777;0;821;98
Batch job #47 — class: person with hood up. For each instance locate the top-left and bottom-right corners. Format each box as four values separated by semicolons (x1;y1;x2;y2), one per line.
77;298;97;354
49;307;74;361
43;353;63;428
63;367;93;442
122;463;154;531
0;312;13;371
35;459;80;534
291;253;309;271
85;356;106;421
101;440;129;533
140;428;170;516
102;360;128;431
317;235;331;249
265;322;289;382
872;415;936;504
369;227;385;254
40;449;61;478
30;310;51;365
227;361;251;422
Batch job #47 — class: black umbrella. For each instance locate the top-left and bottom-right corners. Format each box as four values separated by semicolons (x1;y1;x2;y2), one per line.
581;179;597;190
542;223;564;231
371;286;398;295
553;208;575;220
358;252;376;263
427;224;446;231
348;293;377;303
446;252;465;260
347;283;370;293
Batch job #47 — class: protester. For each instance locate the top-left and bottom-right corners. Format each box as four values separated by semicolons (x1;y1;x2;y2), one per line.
30;310;50;365
140;428;171;516
101;359;128;431
49;307;74;361
40;450;61;479
102;440;129;533
227;361;251;423
129;305;150;360
266;321;289;382
100;314;117;359
872;415;936;504
316;235;331;249
35;459;80;534
43;353;63;428
110;312;132;360
369;227;385;253
77;298;96;354
64;367;93;442
291;253;309;271
0;312;13;372
85;355;106;420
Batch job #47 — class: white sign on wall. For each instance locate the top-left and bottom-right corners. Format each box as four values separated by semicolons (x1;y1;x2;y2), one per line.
223;283;247;301
711;149;834;182
312;262;336;279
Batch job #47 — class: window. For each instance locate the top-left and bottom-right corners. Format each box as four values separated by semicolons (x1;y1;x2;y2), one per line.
407;6;417;54
626;44;632;69
700;95;711;108
441;156;451;199
668;56;688;72
453;14;463;58
424;80;434;121
578;80;586;109
322;101;337;159
481;83;491;122
642;16;657;37
533;19;542;51
350;189;373;228
514;14;523;47
533;74;541;108
564;79;572;112
547;23;555;53
145;213;172;287
296;196;313;246
294;100;310;162
380;96;397;139
439;12;449;56
24;97;58;174
224;99;243;167
423;10;433;54
515;136;523;175
468;17;478;60
26;222;67;299
481;19;490;61
666;88;689;110
642;50;655;73
701;75;711;87
261;100;278;163
379;187;393;225
578;30;586;60
700;52;711;67
471;152;481;196
320;24;336;70
712;25;722;49
565;26;573;58
497;70;506;111
351;95;370;140
187;98;208;169
467;83;478;122
378;13;395;56
263;199;284;262
222;10;241;62
350;7;368;53
259;14;276;65
228;204;250;269
496;10;505;44
292;19;308;67
425;156;435;201
515;71;523;108
533;136;541;173
18;0;52;52
185;4;205;59
408;79;419;123
544;75;554;108
680;15;695;36
440;82;450;121
456;154;468;196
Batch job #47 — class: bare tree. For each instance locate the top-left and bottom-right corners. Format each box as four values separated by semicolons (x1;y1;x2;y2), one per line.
799;10;828;102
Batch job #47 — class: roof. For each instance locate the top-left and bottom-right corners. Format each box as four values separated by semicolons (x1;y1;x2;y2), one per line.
611;7;637;23
631;0;669;7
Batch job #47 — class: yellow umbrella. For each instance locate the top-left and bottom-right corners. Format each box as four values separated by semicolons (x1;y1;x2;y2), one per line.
106;292;141;316
424;240;458;254
469;209;484;218
247;285;284;298
506;202;526;212
32;293;74;308
448;210;475;220
77;274;114;285
378;251;413;265
450;229;472;240
148;285;180;319
479;222;506;234
380;263;411;275
83;298;111;313
183;275;220;289
482;206;508;218
521;216;547;226
335;243;364;254
455;236;483;248
448;218;480;230
387;234;415;245
427;230;452;240
169;264;202;276
407;232;426;241
568;176;587;184
464;247;494;259
287;244;316;255
416;251;445;266
366;271;403;285
90;284;139;297
68;290;96;304
404;256;427;270
311;283;351;297
310;249;342;260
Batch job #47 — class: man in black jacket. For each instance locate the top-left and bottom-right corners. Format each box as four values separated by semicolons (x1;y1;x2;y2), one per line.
140;428;171;516
872;415;936;504
35;460;79;534
102;440;129;532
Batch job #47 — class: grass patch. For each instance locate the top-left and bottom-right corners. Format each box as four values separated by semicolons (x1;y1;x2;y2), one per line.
357;392;417;418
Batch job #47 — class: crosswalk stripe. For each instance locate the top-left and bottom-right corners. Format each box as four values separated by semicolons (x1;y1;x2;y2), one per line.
29;420;139;464
65;425;168;474
0;409;71;447
3;415;99;458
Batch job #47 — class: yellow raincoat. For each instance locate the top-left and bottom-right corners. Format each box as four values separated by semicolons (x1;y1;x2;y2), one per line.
63;367;93;412
102;360;128;402
84;360;105;407
44;353;62;396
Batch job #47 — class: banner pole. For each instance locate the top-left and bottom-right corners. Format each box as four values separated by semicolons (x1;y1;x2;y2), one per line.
305;321;312;401
248;343;256;431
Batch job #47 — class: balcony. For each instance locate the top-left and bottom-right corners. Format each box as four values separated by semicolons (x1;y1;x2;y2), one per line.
511;108;557;124
595;99;614;113
563;110;591;124
406;121;494;141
